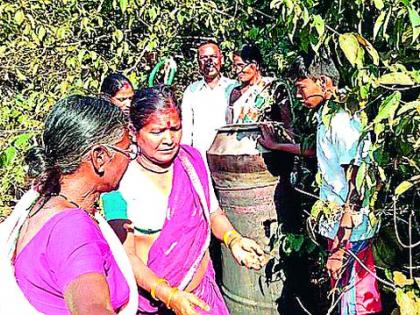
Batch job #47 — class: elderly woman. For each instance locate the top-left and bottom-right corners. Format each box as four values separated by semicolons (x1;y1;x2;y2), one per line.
101;73;135;113
11;96;136;314
102;85;266;315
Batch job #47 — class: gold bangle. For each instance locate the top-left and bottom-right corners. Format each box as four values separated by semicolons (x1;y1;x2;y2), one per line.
166;287;180;310
151;278;169;301
223;229;240;247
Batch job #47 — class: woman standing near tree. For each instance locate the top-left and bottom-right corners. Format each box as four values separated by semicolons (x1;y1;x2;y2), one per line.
102;85;266;315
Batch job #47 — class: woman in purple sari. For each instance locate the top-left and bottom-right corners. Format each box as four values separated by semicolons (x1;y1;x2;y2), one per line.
11;96;137;314
102;85;266;314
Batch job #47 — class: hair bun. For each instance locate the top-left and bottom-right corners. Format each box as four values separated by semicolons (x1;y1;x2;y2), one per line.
25;146;50;179
25;146;61;195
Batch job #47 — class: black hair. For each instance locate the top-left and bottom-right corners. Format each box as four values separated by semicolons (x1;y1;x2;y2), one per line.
100;72;133;97
25;95;126;196
234;44;263;67
288;51;340;84
130;85;180;132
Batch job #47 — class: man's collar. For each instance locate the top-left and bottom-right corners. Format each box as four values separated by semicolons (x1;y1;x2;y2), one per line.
199;75;228;90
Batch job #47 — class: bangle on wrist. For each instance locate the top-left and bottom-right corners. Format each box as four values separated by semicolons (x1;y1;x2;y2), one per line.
223;229;241;247
150;278;169;301
166;287;180;310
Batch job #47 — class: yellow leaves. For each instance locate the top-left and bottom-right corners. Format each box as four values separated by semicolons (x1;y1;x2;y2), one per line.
374;92;401;124
395;181;414;196
310;200;341;220
395;288;420;315
339;33;361;67
14;10;25;25
394;271;414;287
312;15;324;37
372;0;384;10
393;272;420;314
378;72;415;86
374;11;386;40
338;33;380;68
354;34;379;66
114;29;124;43
37;25;46;42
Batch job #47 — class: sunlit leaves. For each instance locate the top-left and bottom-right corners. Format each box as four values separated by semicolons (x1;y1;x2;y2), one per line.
374;92;401;124
395;181;413;196
378;72;415;85
354;34;380;66
339;33;364;68
373;0;384;10
374;11;386;40
14;10;24;25
119;0;128;13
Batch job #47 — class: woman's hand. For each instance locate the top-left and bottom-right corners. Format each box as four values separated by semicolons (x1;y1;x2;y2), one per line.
169;290;210;315
229;237;266;270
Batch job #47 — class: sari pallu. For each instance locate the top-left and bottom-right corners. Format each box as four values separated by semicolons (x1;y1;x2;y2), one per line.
138;145;229;314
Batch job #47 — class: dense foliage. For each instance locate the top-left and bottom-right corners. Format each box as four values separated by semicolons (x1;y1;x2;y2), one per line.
1;0;419;313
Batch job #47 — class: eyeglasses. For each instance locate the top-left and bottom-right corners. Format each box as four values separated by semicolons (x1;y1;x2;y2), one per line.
104;144;137;160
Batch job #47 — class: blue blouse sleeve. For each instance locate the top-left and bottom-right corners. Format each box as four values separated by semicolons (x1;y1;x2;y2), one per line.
101;191;128;221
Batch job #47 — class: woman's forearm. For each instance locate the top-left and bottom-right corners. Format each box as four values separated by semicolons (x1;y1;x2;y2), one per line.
210;209;236;241
123;235;173;303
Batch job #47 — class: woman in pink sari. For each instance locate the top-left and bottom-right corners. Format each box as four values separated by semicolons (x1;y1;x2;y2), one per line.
11;95;137;314
102;85;266;314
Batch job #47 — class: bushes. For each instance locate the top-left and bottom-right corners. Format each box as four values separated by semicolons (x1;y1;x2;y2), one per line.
1;0;419;312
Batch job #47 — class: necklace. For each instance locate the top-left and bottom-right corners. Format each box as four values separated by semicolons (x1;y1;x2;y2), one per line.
28;194;97;223
137;158;172;174
57;194;98;223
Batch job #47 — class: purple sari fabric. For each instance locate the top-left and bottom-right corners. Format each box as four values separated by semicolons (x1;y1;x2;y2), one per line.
138;145;229;314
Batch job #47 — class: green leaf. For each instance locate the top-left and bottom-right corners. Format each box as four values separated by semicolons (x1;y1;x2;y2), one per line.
312;15;324;37
119;0;128;13
378;72;415;85
395;181;413;196
374;11;386;40
397;100;420;115
176;11;185;25
0;147;17;167
14;10;25;25
407;6;420;43
355;34;379;65
16;68;26;81
114;30;124;43
374;122;385;137
149;7;157;21
339;33;360;67
373;0;384;10
38;26;46;41
374;92;401;123
310;200;324;220
13;133;32;148
378;167;386;182
383;8;391;40
356;162;367;193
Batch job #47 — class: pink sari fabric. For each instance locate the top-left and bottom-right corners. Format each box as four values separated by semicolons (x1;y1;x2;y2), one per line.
138;145;229;314
328;240;382;315
14;209;129;314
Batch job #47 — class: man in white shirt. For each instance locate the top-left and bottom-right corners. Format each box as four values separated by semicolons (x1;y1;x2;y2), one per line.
181;40;237;160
